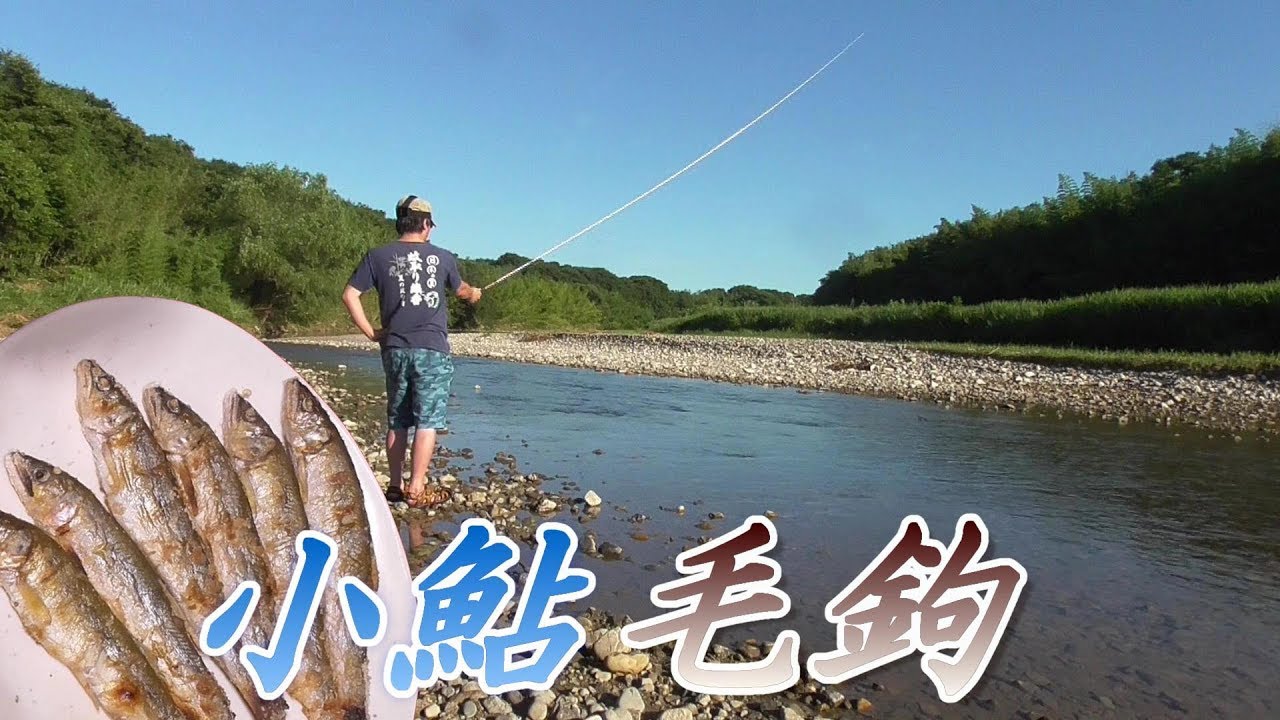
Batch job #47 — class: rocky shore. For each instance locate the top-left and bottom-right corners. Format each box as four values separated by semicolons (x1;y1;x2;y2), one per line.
281;332;1280;437
295;364;895;720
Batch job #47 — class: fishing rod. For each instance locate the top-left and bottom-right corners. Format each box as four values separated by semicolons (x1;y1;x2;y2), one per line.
483;33;866;291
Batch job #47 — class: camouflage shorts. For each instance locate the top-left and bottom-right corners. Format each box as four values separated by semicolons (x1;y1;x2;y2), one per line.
380;347;454;431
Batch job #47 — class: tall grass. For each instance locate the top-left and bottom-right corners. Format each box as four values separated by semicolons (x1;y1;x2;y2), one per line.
0;268;259;335
654;279;1280;354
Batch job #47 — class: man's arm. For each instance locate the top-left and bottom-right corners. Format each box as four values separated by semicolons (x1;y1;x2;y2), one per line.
342;285;381;341
344;252;382;341
447;255;482;304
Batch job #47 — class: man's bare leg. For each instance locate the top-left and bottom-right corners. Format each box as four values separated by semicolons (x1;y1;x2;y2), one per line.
406;427;438;504
386;428;408;495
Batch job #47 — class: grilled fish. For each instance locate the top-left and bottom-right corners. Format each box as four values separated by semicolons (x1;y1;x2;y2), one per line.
6;451;237;720
0;510;188;720
222;390;349;720
74;359;286;720
142;384;292;720
281;378;376;716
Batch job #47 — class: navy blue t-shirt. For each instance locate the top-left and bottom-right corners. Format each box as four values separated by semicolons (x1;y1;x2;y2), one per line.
347;241;463;353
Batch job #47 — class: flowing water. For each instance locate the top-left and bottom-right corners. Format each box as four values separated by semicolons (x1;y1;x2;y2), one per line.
272;342;1280;720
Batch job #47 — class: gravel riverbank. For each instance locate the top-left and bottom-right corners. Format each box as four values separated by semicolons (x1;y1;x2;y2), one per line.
296;364;892;720
281;332;1280;437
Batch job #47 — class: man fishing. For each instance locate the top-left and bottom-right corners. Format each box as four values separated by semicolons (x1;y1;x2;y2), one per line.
342;195;482;507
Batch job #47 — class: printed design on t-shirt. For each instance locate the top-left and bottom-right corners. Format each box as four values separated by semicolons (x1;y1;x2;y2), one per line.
391;255;408;304
387;250;438;308
425;254;440;308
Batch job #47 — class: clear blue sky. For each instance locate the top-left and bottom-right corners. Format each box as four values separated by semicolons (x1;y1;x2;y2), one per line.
3;1;1278;295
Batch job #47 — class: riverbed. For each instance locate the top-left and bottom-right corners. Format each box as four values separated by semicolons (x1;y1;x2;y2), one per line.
272;341;1280;720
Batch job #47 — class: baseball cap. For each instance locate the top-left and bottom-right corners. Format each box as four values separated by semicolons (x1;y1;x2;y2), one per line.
395;195;435;224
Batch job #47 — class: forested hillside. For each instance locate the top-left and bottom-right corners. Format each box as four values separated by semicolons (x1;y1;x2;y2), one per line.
0;51;796;337
813;128;1280;306
6;46;1276;359
664;126;1280;356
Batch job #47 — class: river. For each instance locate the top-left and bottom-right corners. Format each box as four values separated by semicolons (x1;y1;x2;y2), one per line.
271;342;1279;720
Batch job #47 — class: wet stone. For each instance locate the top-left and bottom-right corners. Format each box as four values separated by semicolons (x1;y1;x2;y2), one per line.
606;652;651;675
485;697;515;715
617;687;645;716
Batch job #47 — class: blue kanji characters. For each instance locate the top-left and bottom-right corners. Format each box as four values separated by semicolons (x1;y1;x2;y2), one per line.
480;522;595;693
339;576;388;646
384;518;596;697
203;530;338;701
403;518;520;687
201;518;596;701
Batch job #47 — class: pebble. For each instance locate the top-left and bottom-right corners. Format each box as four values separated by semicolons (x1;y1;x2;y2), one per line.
485;697;514;715
555;699;585;720
618;687;645;716
593;629;625;661
605;652;651;675
332;332;1280;436
290;366;921;720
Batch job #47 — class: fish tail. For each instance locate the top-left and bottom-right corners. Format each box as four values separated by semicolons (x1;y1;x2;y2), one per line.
291;645;343;719
313;705;369;720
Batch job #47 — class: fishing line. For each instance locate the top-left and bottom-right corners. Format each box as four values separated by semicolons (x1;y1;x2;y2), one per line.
483;33;865;291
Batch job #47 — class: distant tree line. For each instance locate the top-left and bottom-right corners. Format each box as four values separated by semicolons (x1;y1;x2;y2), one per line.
0;51;798;336
8;45;1273;348
454;253;803;330
813;127;1280;306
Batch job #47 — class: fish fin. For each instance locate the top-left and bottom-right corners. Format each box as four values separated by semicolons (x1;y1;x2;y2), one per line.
173;465;199;517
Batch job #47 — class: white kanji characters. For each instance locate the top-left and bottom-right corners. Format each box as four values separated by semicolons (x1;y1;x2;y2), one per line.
806;514;1027;704
621;516;801;696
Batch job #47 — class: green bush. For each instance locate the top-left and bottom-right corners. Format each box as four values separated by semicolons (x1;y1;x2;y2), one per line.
657;280;1280;353
0;50;797;337
815;128;1280;307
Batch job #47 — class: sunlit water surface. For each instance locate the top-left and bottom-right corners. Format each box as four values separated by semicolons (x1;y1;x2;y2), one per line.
273;343;1280;720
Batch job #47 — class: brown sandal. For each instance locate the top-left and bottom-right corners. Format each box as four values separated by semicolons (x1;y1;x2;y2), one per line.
408;485;450;508
423;486;450;506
